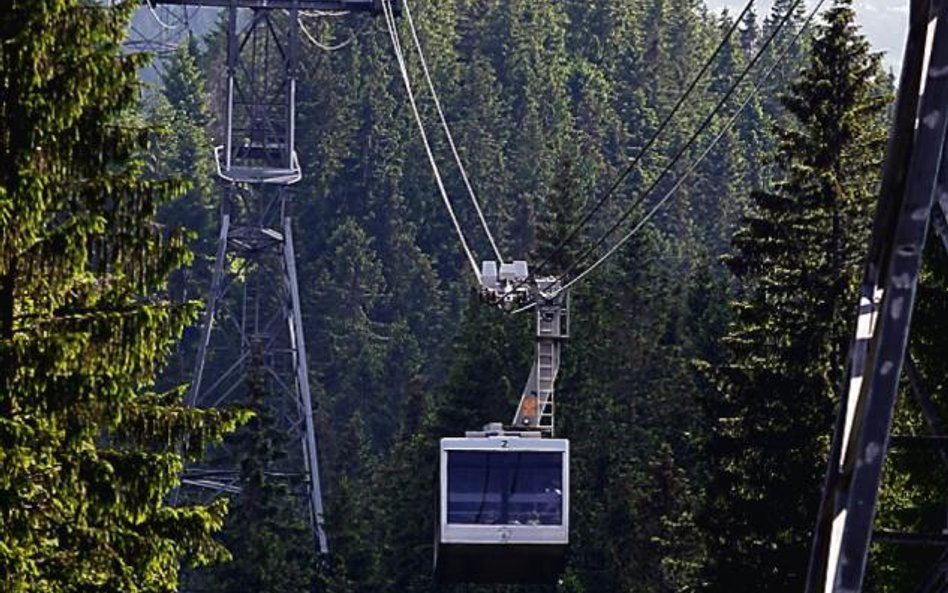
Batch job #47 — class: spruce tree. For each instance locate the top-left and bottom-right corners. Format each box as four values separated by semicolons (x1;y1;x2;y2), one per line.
696;12;750;256
322;413;386;593
377;387;438;593
702;2;889;592
600;0;654;180
305;218;396;448
432;291;532;438
739;2;760;54
204;348;317;593
533;153;589;274
496;0;574;256
151;39;216;244
760;0;809;120
561;222;706;593
448;52;515;254
0;2;246;591
149;39;218;388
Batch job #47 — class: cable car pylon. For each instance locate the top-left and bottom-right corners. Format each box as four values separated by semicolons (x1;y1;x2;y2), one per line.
147;0;393;559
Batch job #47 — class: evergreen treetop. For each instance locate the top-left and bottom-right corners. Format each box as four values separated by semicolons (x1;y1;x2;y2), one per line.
704;2;889;591
0;3;247;591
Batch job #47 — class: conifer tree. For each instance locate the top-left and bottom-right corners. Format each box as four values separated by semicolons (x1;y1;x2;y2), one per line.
702;2;889;592
322;412;387;593
0;3;246;591
149;39;219;388
568;60;626;215
204;348;317;593
739;2;760;54
377;387;438;593
497;0;574;256
305;219;399;448
760;0;809;119
599;0;653;174
151;38;216;244
697;12;749;255
562;223;706;593
432;292;531;438
533;154;589;275
449;52;515;253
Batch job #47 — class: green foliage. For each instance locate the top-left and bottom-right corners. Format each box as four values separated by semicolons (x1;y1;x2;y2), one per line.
148;39;216;246
323;413;387;593
562;227;707;593
0;2;246;592
97;0;910;591
701;2;889;591
147;38;219;390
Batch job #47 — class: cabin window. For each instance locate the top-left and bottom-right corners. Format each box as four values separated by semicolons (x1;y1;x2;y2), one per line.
446;451;563;526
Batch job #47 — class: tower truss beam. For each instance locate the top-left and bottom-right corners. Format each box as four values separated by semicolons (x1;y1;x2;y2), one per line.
513;281;569;435
146;0;394;565
185;188;329;554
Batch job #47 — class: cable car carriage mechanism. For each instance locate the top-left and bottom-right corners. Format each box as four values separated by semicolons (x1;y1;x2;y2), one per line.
435;261;571;584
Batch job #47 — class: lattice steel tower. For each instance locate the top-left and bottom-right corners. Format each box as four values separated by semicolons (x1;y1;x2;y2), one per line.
147;0;391;556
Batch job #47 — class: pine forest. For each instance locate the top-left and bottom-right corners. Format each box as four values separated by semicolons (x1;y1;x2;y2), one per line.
2;1;945;592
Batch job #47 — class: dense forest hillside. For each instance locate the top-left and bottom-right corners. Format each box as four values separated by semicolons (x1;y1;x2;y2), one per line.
4;1;946;593
145;0;890;591
156;1;779;589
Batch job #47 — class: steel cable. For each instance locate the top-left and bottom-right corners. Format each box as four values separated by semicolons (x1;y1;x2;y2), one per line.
508;0;821;314
545;0;820;299
522;0;760;284
401;0;506;264
380;0;482;282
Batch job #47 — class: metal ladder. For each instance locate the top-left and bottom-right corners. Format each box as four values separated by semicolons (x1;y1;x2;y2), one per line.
512;281;568;435
536;326;558;433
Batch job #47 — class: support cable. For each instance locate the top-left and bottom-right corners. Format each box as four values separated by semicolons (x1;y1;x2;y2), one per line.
547;0;814;298
380;0;482;282
509;0;820;314
523;0;759;282
401;0;506;264
144;0;177;30
298;16;358;51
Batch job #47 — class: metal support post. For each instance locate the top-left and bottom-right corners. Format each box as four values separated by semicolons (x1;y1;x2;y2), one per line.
188;214;231;407
141;0;394;563
283;218;328;554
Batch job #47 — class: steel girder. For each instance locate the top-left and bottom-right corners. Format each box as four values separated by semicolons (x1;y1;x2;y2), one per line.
805;0;948;591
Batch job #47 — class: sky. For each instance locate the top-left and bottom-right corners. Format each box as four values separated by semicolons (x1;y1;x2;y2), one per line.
705;0;910;73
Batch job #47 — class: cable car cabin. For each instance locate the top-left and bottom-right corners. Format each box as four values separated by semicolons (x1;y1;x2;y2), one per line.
435;435;569;584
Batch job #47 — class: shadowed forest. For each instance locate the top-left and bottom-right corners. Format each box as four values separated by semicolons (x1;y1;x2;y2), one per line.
3;1;948;592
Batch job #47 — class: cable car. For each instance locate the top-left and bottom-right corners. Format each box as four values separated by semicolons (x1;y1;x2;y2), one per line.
435;431;569;584
433;265;570;583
